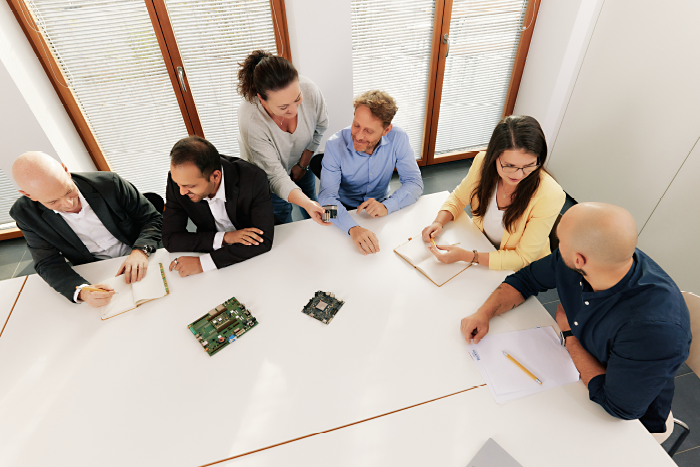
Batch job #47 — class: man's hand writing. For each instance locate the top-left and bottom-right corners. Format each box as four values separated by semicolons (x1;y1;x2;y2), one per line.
79;284;115;307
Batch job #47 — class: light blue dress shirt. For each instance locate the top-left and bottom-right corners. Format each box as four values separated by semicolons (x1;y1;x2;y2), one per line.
318;126;424;234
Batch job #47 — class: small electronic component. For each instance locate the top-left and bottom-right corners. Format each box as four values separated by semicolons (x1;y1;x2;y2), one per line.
302;291;344;325
188;296;258;356
322;205;337;223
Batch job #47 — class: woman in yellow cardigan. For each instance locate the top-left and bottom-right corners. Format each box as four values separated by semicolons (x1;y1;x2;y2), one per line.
422;115;565;271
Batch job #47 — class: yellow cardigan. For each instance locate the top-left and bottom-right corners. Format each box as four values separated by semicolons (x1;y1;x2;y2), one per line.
441;151;565;271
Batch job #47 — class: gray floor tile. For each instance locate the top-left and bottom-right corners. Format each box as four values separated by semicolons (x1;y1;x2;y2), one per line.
13;256;36;278
420;159;473;179
672;447;700;466
536;288;560;305
542;300;560;320
661;372;700;453
423;173;467;196
676;362;693;377
0;262;20;281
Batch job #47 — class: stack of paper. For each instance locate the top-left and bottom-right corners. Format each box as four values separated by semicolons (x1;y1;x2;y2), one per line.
467;326;580;403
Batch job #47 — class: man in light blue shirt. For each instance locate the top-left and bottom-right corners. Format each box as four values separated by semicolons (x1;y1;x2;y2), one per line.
319;90;423;255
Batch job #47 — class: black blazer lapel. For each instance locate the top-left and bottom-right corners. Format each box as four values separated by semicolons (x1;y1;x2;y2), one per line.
40;208;94;263
73;177;131;245
222;158;240;228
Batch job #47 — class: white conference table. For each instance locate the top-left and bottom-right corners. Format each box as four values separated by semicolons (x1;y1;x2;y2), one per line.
0;275;26;336
0;192;663;466
219;384;675;467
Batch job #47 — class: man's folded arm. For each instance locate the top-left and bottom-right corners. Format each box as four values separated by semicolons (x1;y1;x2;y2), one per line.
162;175;217;253
114;173;162;248
210;169;275;269
503;249;560;299
588;322;684;425
15;218;88;302
318;145;357;234
381;133;423;214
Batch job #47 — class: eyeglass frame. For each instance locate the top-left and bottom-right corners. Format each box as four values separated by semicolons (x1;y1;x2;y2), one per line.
497;157;540;175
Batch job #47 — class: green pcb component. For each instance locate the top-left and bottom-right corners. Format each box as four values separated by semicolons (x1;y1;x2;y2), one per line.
302;291;344;325
188;297;258;356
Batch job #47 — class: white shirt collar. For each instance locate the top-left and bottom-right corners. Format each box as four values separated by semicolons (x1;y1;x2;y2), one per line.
53;186;88;218
203;167;226;203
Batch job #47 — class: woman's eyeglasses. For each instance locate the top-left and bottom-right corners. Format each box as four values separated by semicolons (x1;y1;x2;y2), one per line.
498;158;539;174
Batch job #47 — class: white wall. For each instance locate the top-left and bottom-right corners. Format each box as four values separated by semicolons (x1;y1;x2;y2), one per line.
516;0;700;293
285;0;354;150
0;1;94;175
513;0;603;146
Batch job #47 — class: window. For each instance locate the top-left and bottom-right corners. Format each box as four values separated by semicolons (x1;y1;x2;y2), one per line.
350;0;538;166
10;0;288;198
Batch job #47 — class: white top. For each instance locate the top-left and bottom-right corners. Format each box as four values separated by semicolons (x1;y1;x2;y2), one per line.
199;169;236;273
237;75;329;201
54;189;130;260
482;186;505;248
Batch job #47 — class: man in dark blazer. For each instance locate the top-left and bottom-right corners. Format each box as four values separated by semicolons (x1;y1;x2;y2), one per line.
163;136;274;277
10;151;162;306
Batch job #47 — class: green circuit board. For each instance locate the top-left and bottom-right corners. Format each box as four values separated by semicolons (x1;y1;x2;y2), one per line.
302;291;344;325
188;296;258;356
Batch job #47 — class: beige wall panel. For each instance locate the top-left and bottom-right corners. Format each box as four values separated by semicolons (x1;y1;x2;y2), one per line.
546;0;700;228
638;138;700;294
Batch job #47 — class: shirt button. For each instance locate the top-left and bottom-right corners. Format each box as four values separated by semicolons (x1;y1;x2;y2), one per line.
574;321;578;326
584;301;589;305
580;282;582;286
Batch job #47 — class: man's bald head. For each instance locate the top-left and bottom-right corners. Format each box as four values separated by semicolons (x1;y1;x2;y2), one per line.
558;202;637;267
12;152;80;212
13;151;69;196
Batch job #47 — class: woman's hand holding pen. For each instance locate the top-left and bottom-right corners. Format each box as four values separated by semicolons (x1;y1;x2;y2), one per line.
429;244;471;264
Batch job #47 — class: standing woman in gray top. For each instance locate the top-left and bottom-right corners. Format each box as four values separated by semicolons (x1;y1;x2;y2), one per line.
237;50;330;225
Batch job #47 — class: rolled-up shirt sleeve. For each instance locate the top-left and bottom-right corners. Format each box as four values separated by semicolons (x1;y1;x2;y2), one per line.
588;322;683;423
382;132;423;214
503;249;559;299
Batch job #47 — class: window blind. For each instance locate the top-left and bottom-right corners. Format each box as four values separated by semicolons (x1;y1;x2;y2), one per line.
351;0;436;159
0;169;19;226
434;0;527;156
164;0;278;157
26;0;190;197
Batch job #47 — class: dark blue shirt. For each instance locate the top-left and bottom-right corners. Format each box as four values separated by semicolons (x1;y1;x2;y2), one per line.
504;248;691;432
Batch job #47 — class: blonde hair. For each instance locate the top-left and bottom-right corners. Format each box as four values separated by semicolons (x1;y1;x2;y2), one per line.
353;90;398;127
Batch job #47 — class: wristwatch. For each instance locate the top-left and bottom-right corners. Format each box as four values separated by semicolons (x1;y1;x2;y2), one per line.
470;250;479;266
296;161;309;171
559;330;574;347
132;244;155;257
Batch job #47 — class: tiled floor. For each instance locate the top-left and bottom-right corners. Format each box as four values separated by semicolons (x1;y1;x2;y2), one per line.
1;159;698;464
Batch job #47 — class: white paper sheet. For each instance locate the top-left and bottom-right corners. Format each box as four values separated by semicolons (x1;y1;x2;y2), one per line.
467;326;580;404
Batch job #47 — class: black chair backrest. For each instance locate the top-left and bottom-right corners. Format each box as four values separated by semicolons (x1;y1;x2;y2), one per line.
143;192;165;213
309;153;324;180
549;213;563;252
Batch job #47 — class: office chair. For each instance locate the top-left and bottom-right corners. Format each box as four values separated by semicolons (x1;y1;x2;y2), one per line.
655;291;698;456
143;192;165;213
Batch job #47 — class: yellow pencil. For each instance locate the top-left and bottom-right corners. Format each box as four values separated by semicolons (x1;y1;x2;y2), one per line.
77;286;118;293
430;237;437;247
503;351;542;385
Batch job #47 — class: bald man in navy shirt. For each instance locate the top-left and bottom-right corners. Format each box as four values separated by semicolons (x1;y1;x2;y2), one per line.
460;202;691;434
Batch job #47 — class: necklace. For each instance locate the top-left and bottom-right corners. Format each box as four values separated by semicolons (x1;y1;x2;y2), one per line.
500;179;515;199
276;115;285;127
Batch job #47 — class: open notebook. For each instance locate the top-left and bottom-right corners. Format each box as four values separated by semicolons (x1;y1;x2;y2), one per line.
98;263;170;320
394;228;474;287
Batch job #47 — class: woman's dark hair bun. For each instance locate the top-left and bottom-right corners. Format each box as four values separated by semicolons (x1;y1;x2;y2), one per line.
237;50;298;103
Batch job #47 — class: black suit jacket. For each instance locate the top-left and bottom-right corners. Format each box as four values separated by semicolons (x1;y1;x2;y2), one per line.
10;172;163;302
162;155;274;268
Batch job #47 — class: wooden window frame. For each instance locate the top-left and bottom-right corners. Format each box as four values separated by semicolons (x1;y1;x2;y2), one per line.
3;0;291;241
418;0;541;167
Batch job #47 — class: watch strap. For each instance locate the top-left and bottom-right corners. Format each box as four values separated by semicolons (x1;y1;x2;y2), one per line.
562;330;574;339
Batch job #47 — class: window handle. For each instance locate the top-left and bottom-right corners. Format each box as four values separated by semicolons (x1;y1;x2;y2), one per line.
443;33;450;58
177;66;188;93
